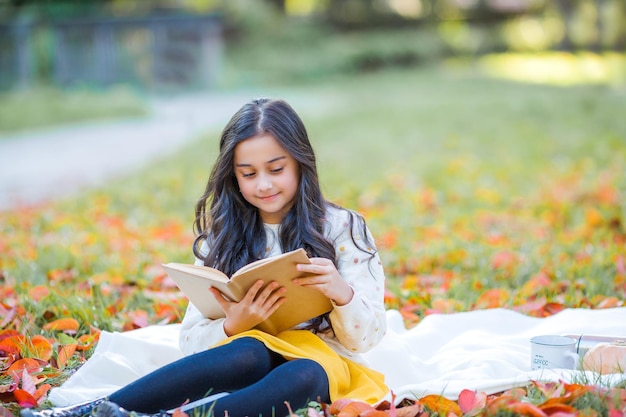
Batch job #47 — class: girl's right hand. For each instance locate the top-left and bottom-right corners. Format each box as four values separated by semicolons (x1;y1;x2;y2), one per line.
209;280;287;336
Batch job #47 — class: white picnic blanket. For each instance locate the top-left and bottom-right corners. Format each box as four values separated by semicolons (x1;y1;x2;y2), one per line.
48;307;626;407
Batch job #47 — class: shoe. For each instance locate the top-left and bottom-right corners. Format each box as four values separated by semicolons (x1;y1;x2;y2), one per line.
20;399;106;417
93;401;170;417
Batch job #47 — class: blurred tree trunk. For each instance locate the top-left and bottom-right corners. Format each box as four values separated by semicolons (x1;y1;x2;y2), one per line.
265;0;286;14
554;0;575;51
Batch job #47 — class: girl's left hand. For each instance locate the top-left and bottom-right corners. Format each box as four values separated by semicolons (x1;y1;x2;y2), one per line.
294;258;354;306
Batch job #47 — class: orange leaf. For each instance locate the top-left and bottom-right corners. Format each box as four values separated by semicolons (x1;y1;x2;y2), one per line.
418;395;462;416
474;288;510;309
28;285;50;302
539;402;577;414
30;335;53;362
393;403;425;417
57;344;78;369
76;333;100;351
596;296;622;308
508;402;547;417
8;358;42;374
0;329;20;343
170;409;189;417
33;383;52;401
490;251;518;270
338;402;375;417
0;334;24;356
43;317;80;332
328;398;354;414
360;409;391;417
331;399;373;417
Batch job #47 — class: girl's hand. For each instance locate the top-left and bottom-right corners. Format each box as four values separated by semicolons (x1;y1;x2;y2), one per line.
294;258;354;306
210;280;287;336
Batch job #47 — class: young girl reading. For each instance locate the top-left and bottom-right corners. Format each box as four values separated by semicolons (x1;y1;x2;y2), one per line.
24;98;388;417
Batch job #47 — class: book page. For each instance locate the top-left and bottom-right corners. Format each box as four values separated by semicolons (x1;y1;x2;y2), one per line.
163;263;230;283
164;248;332;334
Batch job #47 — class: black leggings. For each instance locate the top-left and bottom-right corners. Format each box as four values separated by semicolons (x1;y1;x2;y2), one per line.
107;337;331;417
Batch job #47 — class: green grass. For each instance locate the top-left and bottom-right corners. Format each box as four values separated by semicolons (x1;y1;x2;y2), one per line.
0;85;148;135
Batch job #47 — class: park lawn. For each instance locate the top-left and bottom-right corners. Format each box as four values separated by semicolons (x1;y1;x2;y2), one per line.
0;86;147;135
1;64;625;415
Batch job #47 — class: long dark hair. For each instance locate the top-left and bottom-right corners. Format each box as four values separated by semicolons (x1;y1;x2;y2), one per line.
193;98;374;332
194;98;336;273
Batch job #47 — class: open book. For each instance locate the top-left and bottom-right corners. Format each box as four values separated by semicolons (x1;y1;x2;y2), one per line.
163;248;333;335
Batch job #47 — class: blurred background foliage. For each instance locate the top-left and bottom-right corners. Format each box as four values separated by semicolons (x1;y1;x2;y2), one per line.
0;0;624;91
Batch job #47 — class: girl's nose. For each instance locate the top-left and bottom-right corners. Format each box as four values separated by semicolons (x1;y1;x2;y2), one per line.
257;175;272;191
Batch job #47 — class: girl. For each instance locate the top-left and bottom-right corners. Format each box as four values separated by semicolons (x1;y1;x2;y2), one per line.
24;98;388;417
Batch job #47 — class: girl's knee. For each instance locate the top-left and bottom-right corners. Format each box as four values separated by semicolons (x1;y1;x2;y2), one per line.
289;359;329;396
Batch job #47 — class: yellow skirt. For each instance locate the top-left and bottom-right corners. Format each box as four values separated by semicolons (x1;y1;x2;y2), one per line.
215;330;388;404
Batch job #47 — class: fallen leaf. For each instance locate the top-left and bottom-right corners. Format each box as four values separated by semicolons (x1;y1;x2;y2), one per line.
30;335;53;361
458;389;486;416
43;318;80;333
57;344;78;369
7;358;42;374
14;388;38;408
418;394;462;416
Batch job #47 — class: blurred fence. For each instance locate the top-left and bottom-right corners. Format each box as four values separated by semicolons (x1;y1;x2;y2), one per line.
0;21;34;89
0;13;222;91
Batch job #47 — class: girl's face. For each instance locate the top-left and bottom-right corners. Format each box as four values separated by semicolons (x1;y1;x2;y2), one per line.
233;134;300;224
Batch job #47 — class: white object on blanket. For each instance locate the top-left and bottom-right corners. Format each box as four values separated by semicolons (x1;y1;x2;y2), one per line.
48;307;626;407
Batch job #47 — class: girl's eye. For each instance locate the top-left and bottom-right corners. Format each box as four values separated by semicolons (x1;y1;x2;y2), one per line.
241;172;255;178
270;167;284;174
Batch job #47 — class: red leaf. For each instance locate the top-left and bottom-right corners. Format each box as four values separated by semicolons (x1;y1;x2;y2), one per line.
458;389;486;415
14;389;38;408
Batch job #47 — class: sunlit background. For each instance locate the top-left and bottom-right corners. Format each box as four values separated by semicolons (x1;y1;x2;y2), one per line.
1;0;624;95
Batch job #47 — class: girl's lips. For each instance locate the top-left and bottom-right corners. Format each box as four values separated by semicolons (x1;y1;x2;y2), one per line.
259;193;279;202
